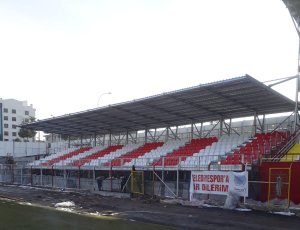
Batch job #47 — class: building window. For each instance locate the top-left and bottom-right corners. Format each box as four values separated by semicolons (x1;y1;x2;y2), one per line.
4;139;9;141
12;125;17;129
12;117;16;122
4;116;8;121
12;132;16;137
3;108;8;113
12;109;16;114
25;111;29;115
4;131;9;136
4;124;8;128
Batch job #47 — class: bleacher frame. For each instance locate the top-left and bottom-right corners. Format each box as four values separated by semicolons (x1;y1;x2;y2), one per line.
7;75;300;205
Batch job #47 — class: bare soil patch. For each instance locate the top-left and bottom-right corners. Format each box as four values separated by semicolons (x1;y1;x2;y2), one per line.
1;184;300;230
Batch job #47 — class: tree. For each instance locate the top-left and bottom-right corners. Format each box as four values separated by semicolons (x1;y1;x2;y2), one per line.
18;117;37;141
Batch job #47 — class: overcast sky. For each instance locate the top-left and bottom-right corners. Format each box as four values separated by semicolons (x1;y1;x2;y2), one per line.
0;0;298;120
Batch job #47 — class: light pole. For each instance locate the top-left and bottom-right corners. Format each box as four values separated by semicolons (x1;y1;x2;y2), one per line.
97;92;112;107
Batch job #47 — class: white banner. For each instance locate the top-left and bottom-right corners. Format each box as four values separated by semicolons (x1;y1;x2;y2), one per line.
190;171;248;199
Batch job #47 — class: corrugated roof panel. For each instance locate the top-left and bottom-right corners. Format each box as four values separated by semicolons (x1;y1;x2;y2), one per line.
22;75;295;135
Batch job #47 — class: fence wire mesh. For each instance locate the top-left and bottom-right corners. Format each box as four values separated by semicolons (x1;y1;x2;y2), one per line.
0;164;296;209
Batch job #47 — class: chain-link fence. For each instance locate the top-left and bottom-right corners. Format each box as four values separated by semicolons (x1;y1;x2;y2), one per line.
1;164;298;209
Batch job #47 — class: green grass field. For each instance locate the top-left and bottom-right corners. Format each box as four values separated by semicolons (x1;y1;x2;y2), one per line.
0;200;176;230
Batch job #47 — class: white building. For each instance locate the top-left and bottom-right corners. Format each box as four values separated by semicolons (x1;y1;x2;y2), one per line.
0;98;36;141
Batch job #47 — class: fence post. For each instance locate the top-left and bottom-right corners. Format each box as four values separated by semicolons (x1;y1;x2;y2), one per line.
40;168;43;186
244;164;247;205
20;167;23;185
11;165;14;183
176;165;179;197
78;166;81;190
110;166;113;192
30;166;33;186
51;166;54;188
93;167;96;191
152;166;155;197
63;168;66;189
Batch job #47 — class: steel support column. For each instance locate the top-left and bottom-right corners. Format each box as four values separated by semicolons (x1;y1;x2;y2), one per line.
136;131;138;143
165;127;169;142
294;34;300;132
109;132;112;146
68;136;71;148
294;75;299;132
200;122;203;138
228;119;232;135
262;115;265;133
145;129;148;143
102;134;106;146
219;119;224;137
253;113;257;135
287;6;300;133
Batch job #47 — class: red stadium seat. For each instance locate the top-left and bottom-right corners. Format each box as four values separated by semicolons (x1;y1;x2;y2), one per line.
70;145;123;167
109;142;164;167
153;137;217;167
41;146;92;166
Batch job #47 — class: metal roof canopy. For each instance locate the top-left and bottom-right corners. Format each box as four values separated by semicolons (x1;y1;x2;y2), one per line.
283;0;300;34
22;75;295;136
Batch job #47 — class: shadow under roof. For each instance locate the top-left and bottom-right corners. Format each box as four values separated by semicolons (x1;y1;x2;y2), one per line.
22;75;295;136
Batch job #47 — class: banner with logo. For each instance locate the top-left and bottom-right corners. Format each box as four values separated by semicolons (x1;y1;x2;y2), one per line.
190;171;248;199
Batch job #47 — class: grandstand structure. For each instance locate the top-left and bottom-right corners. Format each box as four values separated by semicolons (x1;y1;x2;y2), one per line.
23;75;297;170
17;74;300;204
15;75;300;203
7;1;300;205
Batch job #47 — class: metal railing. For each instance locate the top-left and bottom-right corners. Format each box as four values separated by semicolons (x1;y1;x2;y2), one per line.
263;128;300;162
28;155;245;171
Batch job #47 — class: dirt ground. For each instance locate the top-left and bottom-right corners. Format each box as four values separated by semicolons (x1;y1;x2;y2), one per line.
1;184;300;230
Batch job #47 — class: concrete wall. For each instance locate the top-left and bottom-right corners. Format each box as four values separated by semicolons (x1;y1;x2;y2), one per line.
0;141;46;157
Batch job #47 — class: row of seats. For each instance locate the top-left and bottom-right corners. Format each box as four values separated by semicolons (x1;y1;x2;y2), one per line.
51;146;106;167
220;132;290;166
86;143;143;167
70;145;124;167
28;136;247;168
123;139;187;167
28;132;291;168
41;147;92;166
181;134;249;167
107;142;164;167
153;137;217;166
28;147;78;166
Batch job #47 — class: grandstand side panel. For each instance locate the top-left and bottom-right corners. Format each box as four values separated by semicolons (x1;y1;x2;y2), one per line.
260;162;300;204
